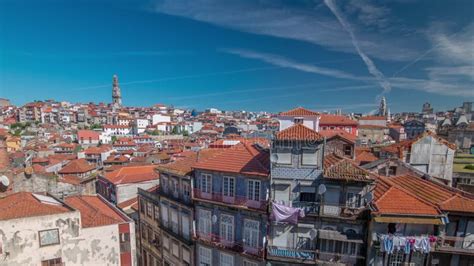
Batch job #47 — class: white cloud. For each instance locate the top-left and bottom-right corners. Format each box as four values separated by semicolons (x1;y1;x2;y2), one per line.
324;0;391;99
151;0;419;61
222;48;370;81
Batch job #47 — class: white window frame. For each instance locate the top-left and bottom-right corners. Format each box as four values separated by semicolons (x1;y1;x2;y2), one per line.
243;219;259;248
201;174;212;193
160;202;169;227
223;176;235;197
220;214;234;242
247;180;261;201
199;246;212;266
243;260;258;266
220;252;234;266
198;209;212;235
182;212;190;239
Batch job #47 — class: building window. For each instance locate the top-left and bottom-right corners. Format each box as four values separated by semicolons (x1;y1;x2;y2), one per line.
223;176;235;197
220;214;234;242
388;166;397;176
200;174;212;193
172;241;179;258
147;202;153;218
243;260;258;266
183;246;191;264
243;219;259;248
276;150;291;164
182;212;190;240
162;176;169;193
199;246;212;266
140;198;146;213
39;229;60;247
346;192;361;208
343;145;352;156
141;223;147;240
161;202;169;227
183;182;191;202
171;178;179;198
170;207;179;234
220;252;234;266
198;209;212;236
163;235;169;250
147;226;153;244
302;150;318;165
247;180;261;201
119;232;131;252
294;118;304;124
154;206;160;221
41;258;62;266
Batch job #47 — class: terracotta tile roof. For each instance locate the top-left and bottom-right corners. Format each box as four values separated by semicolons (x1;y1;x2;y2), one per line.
276;124;323;141
58;159;95;174
279;107;320;117
374;184;440;216
59;175;82;185
65;195;126;228
0;192;71;220
324;154;374;182
193;143;269;177
439;195;474;213
156;149;221;176
382;131;455;156
320;114;358;126
77;130;100;140
390;175;474;213
104;165;159;185
355;151;379;163
319;130;357;143
117;196;138;209
84;145;112;155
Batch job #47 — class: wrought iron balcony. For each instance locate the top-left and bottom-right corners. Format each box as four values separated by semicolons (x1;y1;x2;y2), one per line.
193;189;268;211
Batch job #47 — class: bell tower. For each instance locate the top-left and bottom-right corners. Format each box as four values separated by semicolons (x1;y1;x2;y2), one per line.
112;74;122;107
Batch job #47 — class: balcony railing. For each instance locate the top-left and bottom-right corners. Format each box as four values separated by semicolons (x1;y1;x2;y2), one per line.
437;236;474;254
275;202;364;218
195;231;264;258
267;246;364;263
193;189;268;211
267;245;316;261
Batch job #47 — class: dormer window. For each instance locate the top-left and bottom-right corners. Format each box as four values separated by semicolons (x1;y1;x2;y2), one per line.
294;117;304;124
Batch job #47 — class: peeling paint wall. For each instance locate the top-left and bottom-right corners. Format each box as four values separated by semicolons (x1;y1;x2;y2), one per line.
0;211;132;266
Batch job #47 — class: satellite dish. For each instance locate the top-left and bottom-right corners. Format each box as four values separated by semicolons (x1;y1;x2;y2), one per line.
309;229;317;239
0;175;10;187
270;154;279;163
317;184;327;195
212;215;217;224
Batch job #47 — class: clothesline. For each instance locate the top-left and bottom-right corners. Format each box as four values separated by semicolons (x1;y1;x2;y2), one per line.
378;234;436;254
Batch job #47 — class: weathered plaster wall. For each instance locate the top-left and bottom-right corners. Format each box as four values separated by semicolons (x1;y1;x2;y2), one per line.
0;211;128;266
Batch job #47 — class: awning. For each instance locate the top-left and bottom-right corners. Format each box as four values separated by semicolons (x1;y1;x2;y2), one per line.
318;230;364;243
374;216;443;225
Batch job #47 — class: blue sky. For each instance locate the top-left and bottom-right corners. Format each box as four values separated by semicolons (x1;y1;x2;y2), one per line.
0;0;473;113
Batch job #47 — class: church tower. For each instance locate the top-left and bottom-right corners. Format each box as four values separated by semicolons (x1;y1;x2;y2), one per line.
378;96;388;117
112;74;122;107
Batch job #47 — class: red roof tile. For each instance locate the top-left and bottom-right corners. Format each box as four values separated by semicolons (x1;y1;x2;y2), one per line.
65;195;126;228
279;107;320;116
374;185;440;216
320;114;358;126
193;143;269;177
58;158;95;174
319;130;357;143
0;192;71;220
324;154;374;182
77;130;100;140
276;124;323;141
104;165;159;185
